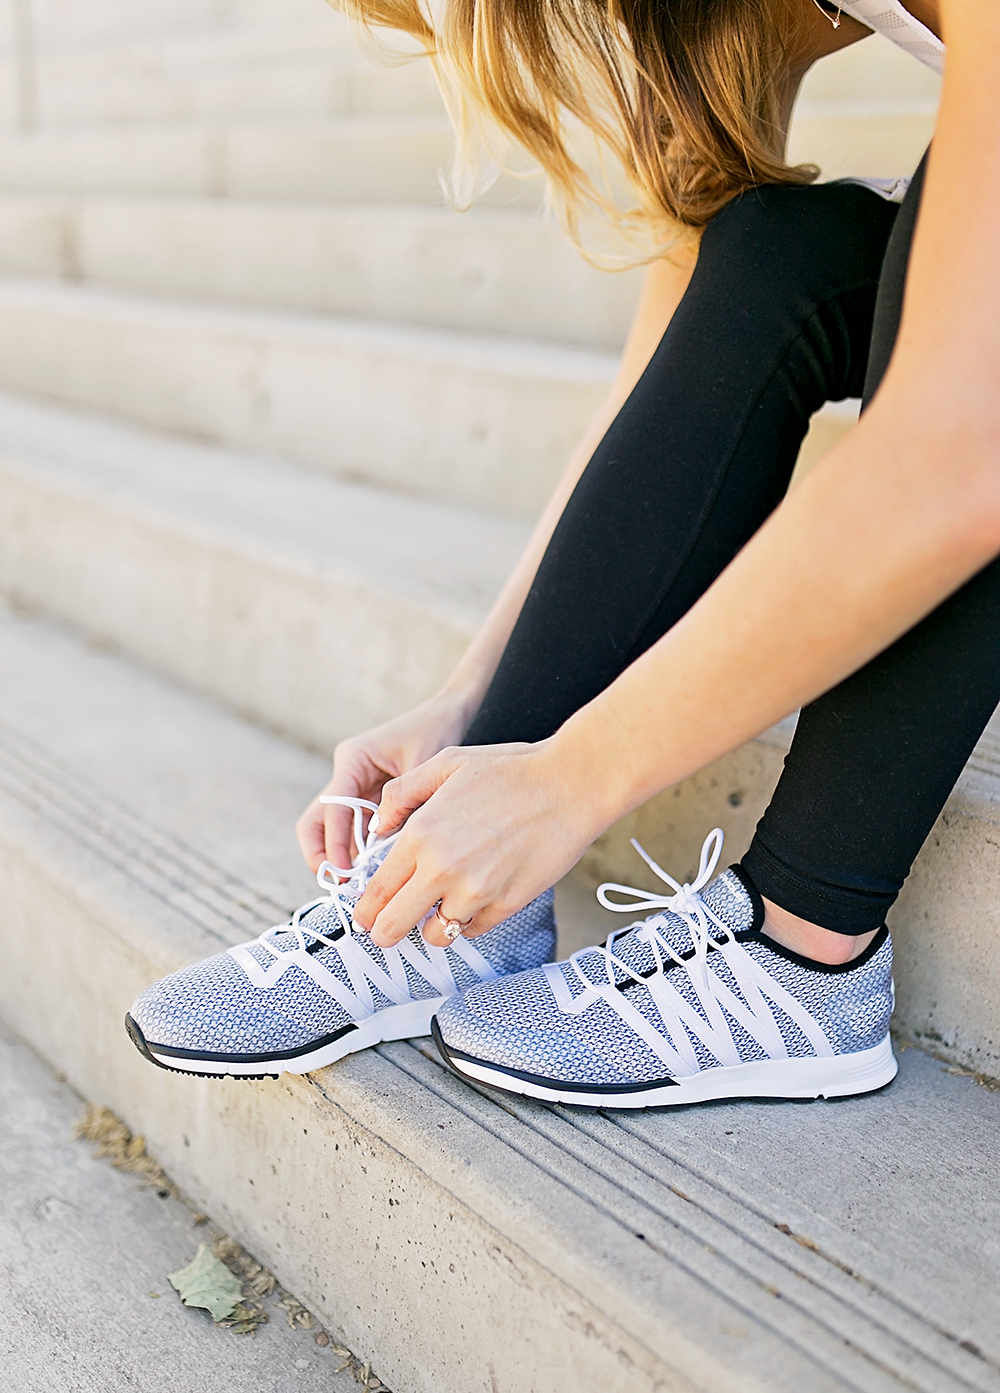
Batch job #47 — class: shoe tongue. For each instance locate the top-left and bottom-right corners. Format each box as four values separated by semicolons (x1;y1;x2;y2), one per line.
575;868;754;984
703;867;756;931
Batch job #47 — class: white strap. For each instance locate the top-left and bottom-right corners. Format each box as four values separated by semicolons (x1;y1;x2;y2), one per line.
228;795;494;1023
837;0;944;74
552;830;836;1080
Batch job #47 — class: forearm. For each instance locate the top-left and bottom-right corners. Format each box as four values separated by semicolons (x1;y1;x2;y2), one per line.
553;390;1000;829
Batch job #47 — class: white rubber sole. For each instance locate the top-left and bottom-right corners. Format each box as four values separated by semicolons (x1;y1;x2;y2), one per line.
443;1034;898;1108
141;996;445;1078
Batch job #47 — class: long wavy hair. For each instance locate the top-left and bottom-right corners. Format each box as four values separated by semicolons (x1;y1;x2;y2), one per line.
336;0;816;244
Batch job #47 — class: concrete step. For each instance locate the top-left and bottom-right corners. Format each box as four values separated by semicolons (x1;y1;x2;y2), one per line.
0;388;528;748
26;23;934;136
0;10;438;128
0;277;614;518
781;31;941;180
0;194;643;350
0;383;863;770
25;12;368;74
0;118;469;204
0;604;998;1393
788;99;937;181
0;97;931;207
33;58;443;125
25;22;930;134
799;30;942;103
0;1019;364;1393
21;11;440;123
3;0;333;51
15;10;935;114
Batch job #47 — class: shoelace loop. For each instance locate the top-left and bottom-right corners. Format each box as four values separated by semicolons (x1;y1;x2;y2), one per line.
590;827;729;995
596;826;723;920
549;828;834;1073
233;796;494;1018
317;794;382;885
258;797;397;957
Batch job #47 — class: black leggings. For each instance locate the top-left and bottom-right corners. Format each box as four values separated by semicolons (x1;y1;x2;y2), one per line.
464;161;1000;936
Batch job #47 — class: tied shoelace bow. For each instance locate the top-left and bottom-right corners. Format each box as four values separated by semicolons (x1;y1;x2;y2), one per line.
591;827;730;996
546;828;833;1074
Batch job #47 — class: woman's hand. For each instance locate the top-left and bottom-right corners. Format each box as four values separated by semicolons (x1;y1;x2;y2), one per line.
295;690;476;873
352;739;608;947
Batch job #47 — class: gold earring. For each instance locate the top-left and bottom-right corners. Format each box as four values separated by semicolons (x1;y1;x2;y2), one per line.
811;0;843;26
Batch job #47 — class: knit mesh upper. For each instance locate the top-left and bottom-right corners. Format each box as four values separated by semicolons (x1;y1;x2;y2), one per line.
131;867;555;1055
437;869;892;1086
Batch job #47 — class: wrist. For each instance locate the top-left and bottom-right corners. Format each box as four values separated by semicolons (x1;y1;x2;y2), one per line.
533;718;631;845
434;675;487;734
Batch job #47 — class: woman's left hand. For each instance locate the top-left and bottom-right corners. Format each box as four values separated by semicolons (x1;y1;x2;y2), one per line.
352;738;607;947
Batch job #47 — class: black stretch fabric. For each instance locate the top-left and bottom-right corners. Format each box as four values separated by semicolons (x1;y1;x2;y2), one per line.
466;182;899;745
464;169;1000;935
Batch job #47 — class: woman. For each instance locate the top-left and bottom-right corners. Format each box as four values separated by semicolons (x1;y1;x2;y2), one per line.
127;0;997;1105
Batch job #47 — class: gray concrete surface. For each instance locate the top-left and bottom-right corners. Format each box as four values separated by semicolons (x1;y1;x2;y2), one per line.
1;608;1000;1391
0;1017;370;1393
0;195;643;350
0;388;525;751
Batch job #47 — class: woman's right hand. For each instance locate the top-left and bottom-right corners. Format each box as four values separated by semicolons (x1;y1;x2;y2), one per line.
295;689;476;873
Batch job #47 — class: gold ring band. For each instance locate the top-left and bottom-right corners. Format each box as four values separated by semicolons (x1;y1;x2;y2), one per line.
434;905;473;941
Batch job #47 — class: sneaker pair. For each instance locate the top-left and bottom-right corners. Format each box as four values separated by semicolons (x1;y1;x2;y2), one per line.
127;813;896;1105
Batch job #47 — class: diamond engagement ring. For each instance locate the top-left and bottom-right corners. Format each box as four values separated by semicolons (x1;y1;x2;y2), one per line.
434;904;473;941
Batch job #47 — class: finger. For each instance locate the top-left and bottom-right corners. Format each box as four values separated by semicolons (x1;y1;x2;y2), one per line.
352;843;418;937
369;869;462;948
421;908;479;948
421;902;510;947
375;749;462;836
322;800;357;872
322;749;382;866
295;801;329;874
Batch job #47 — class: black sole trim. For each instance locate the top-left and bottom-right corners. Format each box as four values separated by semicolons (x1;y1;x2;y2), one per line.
141;1019;359;1065
430;1016;468;1082
124;1014;280;1081
618;921;890;994
429;1017;678;1095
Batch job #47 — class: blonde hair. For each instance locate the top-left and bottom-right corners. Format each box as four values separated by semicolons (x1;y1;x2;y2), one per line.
336;0;816;241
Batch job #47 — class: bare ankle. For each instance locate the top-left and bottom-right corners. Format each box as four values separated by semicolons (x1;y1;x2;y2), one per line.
761;897;877;966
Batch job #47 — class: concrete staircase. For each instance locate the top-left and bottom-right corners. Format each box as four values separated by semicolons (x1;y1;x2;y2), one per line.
2;4;998;1390
1;604;999;1393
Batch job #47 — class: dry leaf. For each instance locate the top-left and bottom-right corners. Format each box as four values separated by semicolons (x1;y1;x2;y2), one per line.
169;1244;243;1322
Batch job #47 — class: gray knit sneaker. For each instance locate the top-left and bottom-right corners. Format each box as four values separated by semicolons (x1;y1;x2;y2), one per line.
433;829;896;1108
126;798;556;1079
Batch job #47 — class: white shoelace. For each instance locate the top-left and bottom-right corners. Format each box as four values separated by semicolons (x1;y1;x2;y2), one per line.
543;829;834;1076
230;797;495;1019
